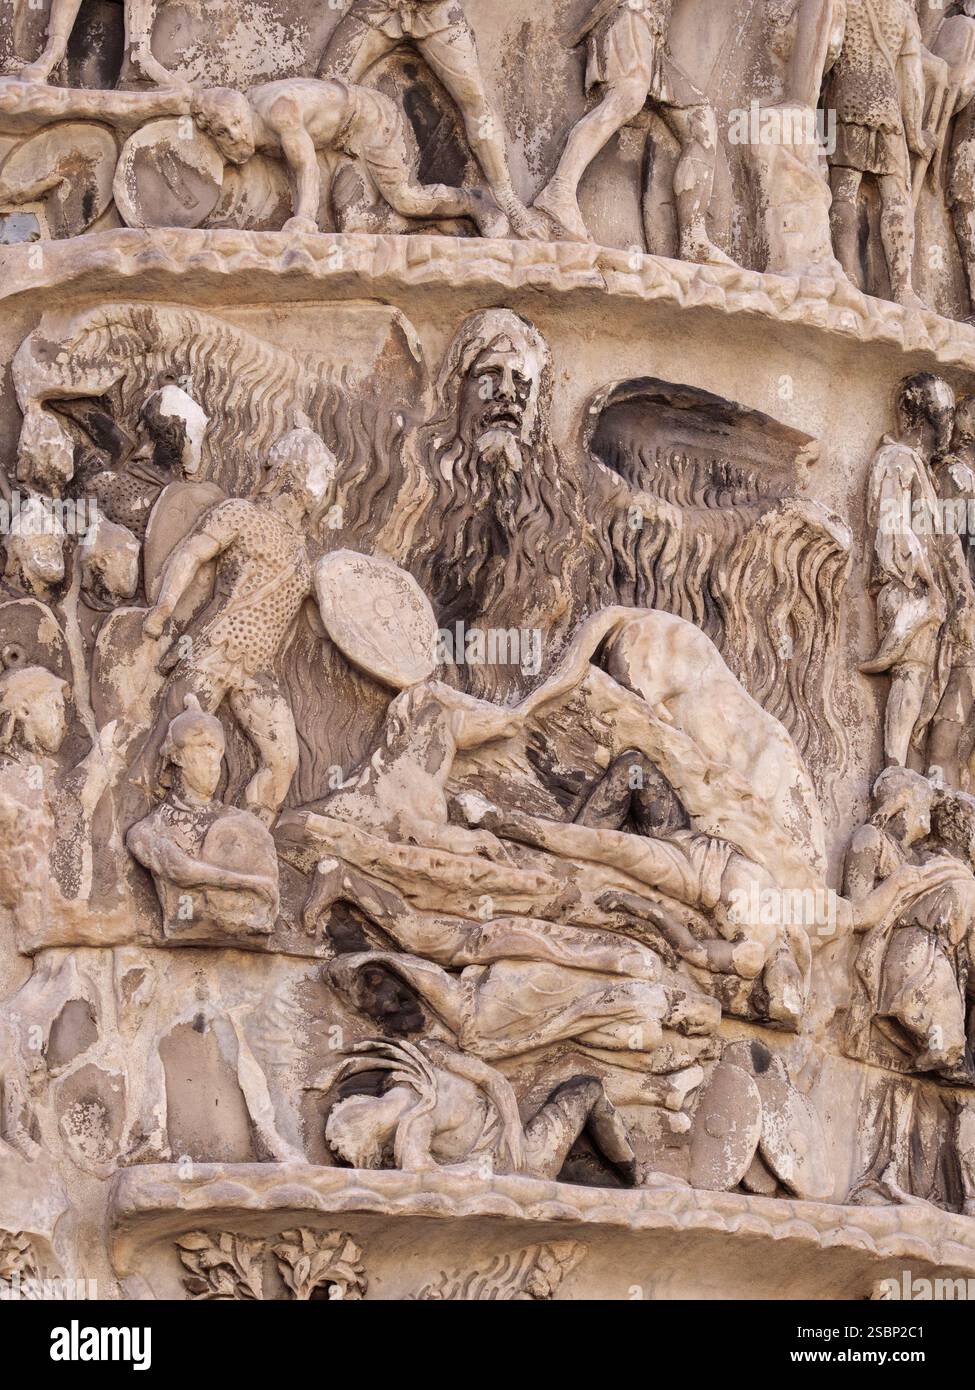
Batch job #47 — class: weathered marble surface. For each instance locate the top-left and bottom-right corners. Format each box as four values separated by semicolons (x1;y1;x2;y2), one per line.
4;0;975;1303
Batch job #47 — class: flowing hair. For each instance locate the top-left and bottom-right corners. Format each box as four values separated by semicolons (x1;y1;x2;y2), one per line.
588;403;852;790
400;309;613;699
14;303;411;532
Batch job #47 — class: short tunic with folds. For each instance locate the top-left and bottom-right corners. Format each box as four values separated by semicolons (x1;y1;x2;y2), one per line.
583;0;703;110
350;0;467;41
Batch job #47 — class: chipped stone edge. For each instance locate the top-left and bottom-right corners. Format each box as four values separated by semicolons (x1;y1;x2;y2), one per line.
109;1164;975;1276
3;229;975;373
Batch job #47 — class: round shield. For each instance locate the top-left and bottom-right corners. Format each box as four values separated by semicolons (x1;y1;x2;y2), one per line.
687;1062;762;1192
722;1040;831;1201
91;607;166;732
114;119;225;230
754;1073;831;1201
314;550;438;690
0;597;68;680
203;811;275;877
0;123;117;238
213;155;292;232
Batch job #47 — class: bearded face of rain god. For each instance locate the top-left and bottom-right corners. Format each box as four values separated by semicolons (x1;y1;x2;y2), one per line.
457;336;544;473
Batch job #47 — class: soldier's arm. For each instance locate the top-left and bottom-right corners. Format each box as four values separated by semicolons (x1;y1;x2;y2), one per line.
416;681;523;750
391;1106;439;1172
125;0;182;88
264;91;322;229
784;0;843;107
843;824;884;903
143;509;228;636
128;819;277;898
434;608;640;751
900;11;931;155
125;0;157;54
515;605;637;720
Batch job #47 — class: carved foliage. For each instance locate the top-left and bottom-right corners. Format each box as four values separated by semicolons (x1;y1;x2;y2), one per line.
272;1229;367;1302
176;1231;266;1301
0;1231;41;1295
176;1229;366;1301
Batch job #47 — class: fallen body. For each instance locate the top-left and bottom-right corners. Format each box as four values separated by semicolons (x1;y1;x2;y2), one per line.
191;80;509;237
319;1037;647;1183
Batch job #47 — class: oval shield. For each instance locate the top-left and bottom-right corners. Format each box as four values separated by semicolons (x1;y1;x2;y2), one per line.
314;550;438;690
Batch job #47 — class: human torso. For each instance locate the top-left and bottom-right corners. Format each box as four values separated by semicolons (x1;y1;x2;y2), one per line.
151;795;222;859
831;0;911;130
85;459;169;538
196;498;312;675
141;794;275;933
871;825;975;951
588;0;669;53
428;1072;501;1164
869;439;946;577
596;1;671;37
337;81;403;162
906;868;975;951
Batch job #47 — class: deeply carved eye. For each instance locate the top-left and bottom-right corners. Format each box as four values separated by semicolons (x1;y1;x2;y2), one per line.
1;644;26;671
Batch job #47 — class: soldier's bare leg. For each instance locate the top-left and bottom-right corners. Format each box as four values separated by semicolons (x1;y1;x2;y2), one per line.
829;165;863;285
367;134;511;237
384;178;510;237
926;720;960;785
927;670;973;786
228;677;300;824
878;173;925;309
18;0;84;82
123;0;174;87
533;77;648;241
523;1075;638;1182
575;751;645;829
885;660;932;767
301;858;658;978
951;191;975;320
658;101;734;266
418;25;547;240
317;12;398;82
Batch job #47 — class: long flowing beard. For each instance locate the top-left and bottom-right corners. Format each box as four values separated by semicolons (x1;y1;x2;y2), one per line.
426;433;590;701
434;432;561;628
478;430;527;541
